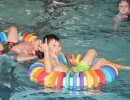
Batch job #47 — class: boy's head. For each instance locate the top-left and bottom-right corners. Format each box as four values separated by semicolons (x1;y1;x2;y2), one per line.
43;34;61;44
43;34;62;59
118;0;130;14
32;38;41;51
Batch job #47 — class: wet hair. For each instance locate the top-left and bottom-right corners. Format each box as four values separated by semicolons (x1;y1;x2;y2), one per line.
43;34;61;44
117;0;130;7
35;34;61;59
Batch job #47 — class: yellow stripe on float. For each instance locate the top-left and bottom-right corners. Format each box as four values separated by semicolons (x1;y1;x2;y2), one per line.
76;54;82;65
84;71;92;88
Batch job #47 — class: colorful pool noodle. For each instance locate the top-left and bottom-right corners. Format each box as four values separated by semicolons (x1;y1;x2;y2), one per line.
27;54;118;90
0;32;38;55
0;32;38;43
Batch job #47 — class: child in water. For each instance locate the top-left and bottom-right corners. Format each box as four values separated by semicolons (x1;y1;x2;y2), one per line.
39;34;130;74
0;26;43;61
113;0;130;29
1;27;130;73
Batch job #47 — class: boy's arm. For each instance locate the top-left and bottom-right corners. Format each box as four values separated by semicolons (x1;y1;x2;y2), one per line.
16;55;37;62
7;50;37;62
43;50;53;74
40;38;53;74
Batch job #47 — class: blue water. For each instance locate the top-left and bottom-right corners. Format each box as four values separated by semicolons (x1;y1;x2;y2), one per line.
0;0;130;100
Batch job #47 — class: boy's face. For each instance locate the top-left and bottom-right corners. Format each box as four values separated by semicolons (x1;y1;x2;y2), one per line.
32;39;41;51
118;1;129;14
48;39;62;59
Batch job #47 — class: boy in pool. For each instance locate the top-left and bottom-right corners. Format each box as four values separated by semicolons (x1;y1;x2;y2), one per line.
39;34;130;74
113;0;130;29
0;26;43;61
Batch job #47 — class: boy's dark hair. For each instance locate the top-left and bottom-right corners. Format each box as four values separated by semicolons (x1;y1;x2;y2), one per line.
117;0;130;7
43;34;60;44
36;34;60;59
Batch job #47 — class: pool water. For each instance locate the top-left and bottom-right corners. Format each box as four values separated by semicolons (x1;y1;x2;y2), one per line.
0;0;130;100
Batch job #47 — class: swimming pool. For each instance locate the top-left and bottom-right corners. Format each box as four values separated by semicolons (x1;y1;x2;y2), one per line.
0;0;130;100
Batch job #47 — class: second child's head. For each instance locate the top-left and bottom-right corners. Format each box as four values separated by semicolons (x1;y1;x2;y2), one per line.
118;0;130;14
43;34;62;59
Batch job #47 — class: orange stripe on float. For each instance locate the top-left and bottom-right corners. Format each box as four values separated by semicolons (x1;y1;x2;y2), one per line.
89;70;99;88
24;34;32;42
71;54;76;65
33;68;44;82
50;71;61;88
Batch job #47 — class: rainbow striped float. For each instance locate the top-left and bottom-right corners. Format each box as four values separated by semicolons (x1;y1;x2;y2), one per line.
27;55;118;90
0;31;38;43
0;32;38;55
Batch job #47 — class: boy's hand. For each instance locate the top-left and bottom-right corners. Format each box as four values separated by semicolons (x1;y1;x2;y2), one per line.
39;38;48;52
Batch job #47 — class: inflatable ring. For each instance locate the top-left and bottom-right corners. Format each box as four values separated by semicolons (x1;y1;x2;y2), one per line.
84;71;92;88
24;34;32;42
95;69;106;85
0;34;4;42
0;31;37;43
0;32;5;42
65;54;71;66
57;72;66;88
79;72;84;89
50;71;60;88
33;68;44;82
71;54;76;65
28;36;37;42
65;71;71;89
27;62;44;77
100;68;112;83
0;32;7;42
27;54;119;90
105;64;118;76
37;71;47;85
76;54;82;65
21;33;27;42
18;32;23;41
30;67;43;81
0;32;39;56
44;72;55;87
102;66;116;80
89;70;98;88
58;55;68;66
